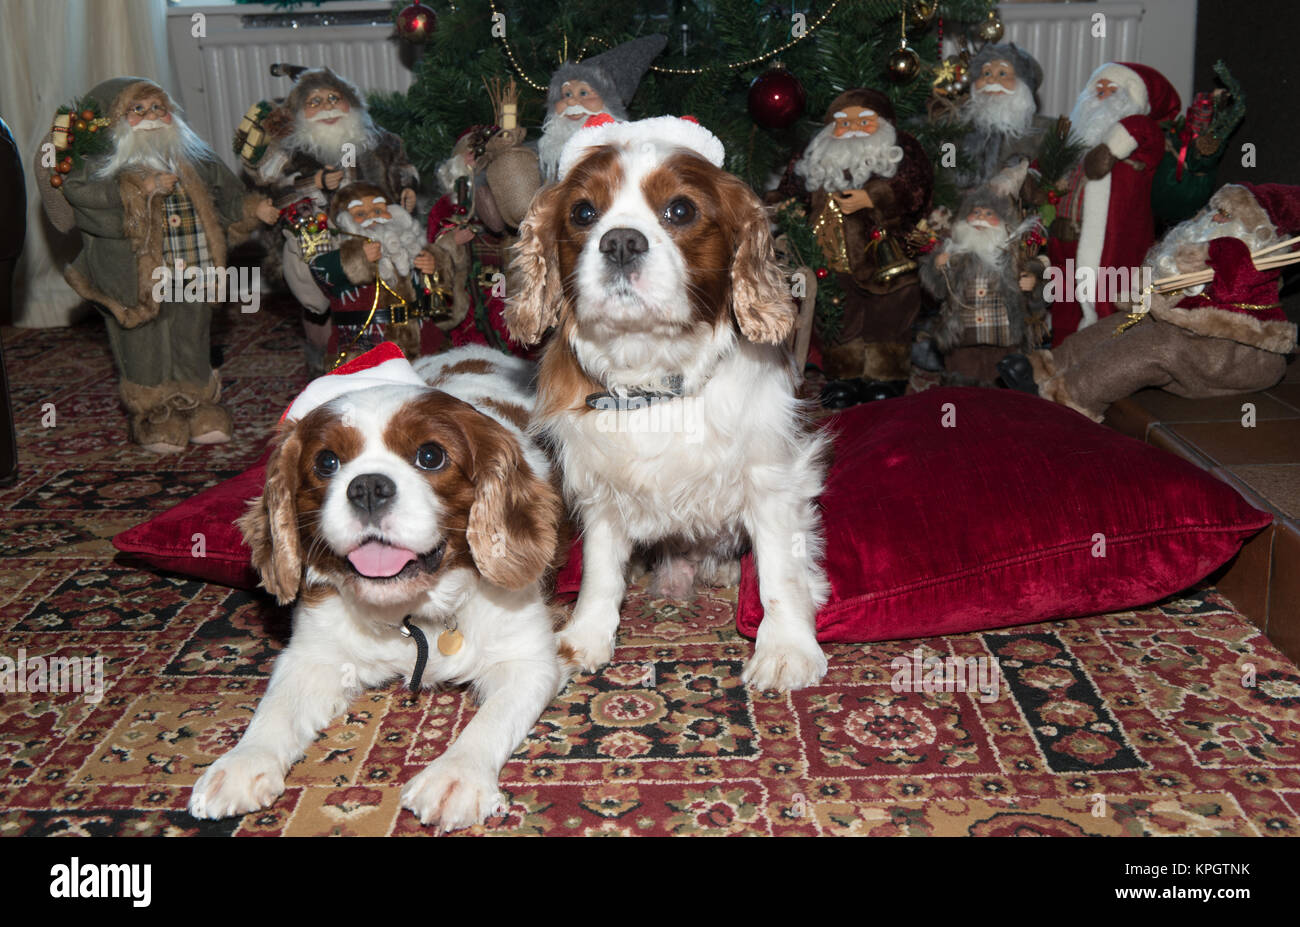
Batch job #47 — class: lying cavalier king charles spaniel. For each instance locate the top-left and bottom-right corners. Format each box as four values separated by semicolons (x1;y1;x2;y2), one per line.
188;345;566;831
506;115;830;690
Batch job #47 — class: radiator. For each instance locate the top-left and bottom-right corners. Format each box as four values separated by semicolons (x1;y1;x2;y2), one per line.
166;1;415;171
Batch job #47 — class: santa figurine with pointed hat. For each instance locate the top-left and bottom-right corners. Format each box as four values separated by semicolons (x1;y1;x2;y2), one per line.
1045;61;1182;345
999;182;1299;420
537;35;667;183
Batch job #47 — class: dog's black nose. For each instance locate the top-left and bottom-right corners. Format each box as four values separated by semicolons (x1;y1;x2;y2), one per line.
347;473;397;518
599;227;648;268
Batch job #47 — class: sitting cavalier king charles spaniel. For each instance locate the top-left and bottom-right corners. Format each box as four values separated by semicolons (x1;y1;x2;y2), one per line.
188;345;567;832
506;115;830;691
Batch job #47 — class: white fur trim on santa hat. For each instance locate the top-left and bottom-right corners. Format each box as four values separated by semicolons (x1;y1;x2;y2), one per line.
557;115;726;181
285;353;427;422
1103;122;1139;160
1090;63;1148;113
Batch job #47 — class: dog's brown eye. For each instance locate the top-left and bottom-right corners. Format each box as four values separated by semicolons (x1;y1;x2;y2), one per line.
663;197;696;226
314;450;340;478
415;443;447;471
570;200;598;227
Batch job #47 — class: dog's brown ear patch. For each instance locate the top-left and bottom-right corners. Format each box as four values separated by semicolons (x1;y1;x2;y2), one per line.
726;178;796;345
464;423;564;591
505;183;568;346
238;426;305;604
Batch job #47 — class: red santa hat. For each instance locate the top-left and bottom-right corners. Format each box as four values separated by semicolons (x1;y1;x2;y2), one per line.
1240;183;1300;239
557;113;725;181
282;342;426;423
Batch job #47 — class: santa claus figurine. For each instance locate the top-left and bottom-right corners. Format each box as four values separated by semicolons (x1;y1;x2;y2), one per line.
537;35;666;183
954;43;1052;190
999;183;1298;420
1045;62;1181;345
428;89;542;355
59;77;276;453
307;182;440;366
250;68;419;373
775;89;933;400
919;163;1048;386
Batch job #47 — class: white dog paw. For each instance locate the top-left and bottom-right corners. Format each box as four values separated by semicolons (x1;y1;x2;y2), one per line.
189;748;286;819
742;633;828;692
557;618;617;673
401;756;504;833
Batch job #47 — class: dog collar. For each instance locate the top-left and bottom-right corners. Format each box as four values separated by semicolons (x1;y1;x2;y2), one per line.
585;373;696;411
400;616;463;691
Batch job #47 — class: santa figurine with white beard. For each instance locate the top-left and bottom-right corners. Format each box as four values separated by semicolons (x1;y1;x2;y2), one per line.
1045;61;1181;345
251;68;419;372
774;89;933;395
999;183;1299;421
954;43;1052;190
919;163;1048;386
307;182;439;365
59;77;276;453
537;35;666;183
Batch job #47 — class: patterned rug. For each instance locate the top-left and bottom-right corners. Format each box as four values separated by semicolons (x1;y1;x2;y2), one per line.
2;299;1300;837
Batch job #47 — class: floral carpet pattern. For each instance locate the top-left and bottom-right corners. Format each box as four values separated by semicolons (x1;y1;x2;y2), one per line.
2;301;1300;837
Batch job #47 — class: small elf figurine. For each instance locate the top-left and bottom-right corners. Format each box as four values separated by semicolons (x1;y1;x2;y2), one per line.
307;182;441;366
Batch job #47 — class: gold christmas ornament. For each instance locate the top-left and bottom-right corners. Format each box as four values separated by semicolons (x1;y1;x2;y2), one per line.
907;0;938;29
974;10;1004;44
888;42;921;83
931;55;971;99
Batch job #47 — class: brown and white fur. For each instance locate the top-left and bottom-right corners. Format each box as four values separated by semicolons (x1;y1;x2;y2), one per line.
507;126;830;691
188;346;566;831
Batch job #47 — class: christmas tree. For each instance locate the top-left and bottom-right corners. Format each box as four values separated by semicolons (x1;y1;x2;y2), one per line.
370;0;999;191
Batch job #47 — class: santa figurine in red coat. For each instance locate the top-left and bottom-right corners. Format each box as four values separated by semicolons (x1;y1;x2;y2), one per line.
1046;62;1181;345
1000;182;1299;420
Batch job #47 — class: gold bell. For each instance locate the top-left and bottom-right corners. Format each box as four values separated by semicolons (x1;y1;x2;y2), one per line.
869;231;918;287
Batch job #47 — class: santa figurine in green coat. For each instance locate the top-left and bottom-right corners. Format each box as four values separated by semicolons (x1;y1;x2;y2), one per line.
58;77;277;453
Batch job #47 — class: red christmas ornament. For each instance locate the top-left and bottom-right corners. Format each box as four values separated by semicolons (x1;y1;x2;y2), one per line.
815;267;829;280
747;64;805;130
396;2;437;44
1047;191;1060;205
870;228;883;241
49;174;63;188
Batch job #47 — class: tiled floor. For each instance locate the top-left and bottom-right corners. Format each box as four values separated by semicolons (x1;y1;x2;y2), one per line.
1104;356;1300;665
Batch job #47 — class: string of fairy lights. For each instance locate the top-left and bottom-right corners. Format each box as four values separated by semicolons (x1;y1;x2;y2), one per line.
484;0;846;90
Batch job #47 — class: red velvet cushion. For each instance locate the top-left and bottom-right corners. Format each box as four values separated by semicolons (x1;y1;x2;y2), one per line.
111;445;271;590
737;388;1273;642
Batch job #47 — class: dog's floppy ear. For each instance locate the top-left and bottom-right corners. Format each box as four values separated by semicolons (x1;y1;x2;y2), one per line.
505;182;568;346
238;425;305;605
725;176;796;345
464;420;564;590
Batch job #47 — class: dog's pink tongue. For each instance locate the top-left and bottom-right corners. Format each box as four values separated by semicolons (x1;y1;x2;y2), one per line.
347;541;417;578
